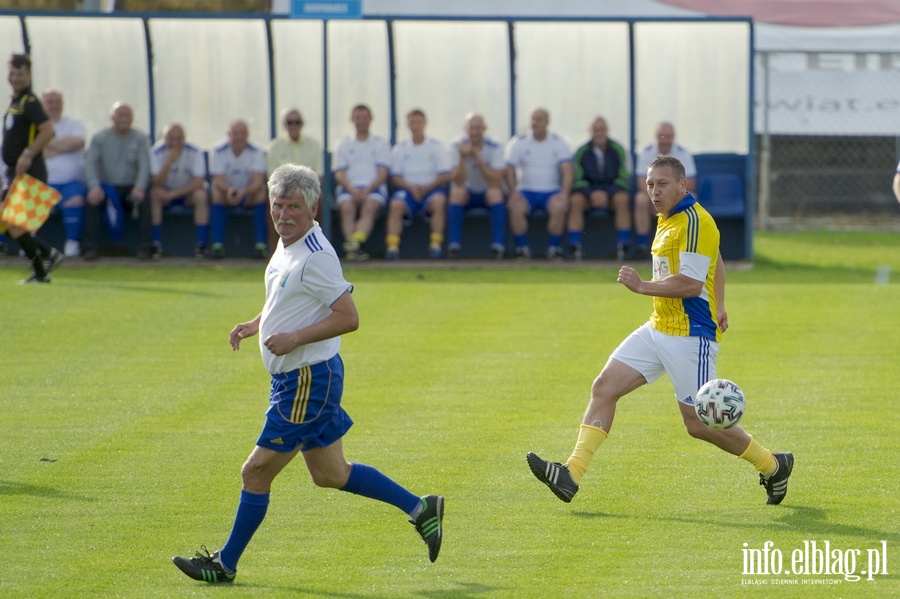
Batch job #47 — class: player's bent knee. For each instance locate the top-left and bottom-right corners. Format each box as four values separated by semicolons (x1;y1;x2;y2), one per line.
308;466;348;489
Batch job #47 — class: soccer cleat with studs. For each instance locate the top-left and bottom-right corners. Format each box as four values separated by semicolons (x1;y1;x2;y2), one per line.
759;452;793;505
527;452;579;503
410;494;444;563
172;545;236;583
18;272;51;285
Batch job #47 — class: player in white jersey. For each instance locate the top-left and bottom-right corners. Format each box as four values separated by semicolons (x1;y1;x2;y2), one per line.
172;164;444;584
209;119;267;259
41;89;86;258
332;104;392;261
447;113;507;259
505;108;573;260
149;123;209;258
893;159;900;204
633;122;697;259
385;109;451;259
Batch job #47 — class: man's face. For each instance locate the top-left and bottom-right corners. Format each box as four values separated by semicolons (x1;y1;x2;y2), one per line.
112;105;133;134
645;164;686;217
531;110;549;137
465;116;486;143
270;191;315;246
283;111;303;141
351;108;371;135
42;92;63;120
165;125;185;151
591;119;609;148
656;125;675;154
407;114;426;138
229;122;249;153
8;65;30;95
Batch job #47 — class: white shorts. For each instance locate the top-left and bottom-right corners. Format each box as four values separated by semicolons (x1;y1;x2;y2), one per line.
610;322;718;405
336;186;387;207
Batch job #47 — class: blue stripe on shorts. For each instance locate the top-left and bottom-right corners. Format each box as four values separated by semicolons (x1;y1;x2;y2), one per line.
256;354;353;453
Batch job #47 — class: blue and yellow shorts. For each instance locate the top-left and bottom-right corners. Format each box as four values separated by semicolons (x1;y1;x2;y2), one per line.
256;354;353;453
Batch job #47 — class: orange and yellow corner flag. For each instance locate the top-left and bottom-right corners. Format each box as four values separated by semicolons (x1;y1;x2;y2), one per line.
0;173;62;232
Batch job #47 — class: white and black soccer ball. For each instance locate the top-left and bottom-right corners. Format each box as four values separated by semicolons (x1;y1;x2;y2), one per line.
694;378;745;430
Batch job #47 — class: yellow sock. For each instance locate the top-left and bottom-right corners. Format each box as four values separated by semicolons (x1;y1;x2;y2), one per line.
566;424;608;484
429;232;444;248
739;436;777;477
352;230;367;244
386;234;400;251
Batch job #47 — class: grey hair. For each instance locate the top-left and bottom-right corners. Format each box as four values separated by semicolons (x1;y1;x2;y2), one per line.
268;163;321;207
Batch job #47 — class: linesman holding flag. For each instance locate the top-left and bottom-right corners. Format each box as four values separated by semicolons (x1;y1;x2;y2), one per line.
1;53;63;284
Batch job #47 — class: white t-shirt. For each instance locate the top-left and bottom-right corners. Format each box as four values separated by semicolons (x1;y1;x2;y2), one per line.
210;140;266;189
259;224;353;375
449;135;505;193
332;134;392;192
46;115;86;185
390;137;451;186
636;142;697;179
505;132;572;193
150;141;207;190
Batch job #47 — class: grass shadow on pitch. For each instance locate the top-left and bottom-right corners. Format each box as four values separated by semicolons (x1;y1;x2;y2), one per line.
0;479;94;502
413;581;504;598
773;505;900;544
573;505;899;544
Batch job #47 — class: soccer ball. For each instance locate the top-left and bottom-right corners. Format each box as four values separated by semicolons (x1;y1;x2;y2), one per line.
694;378;745;430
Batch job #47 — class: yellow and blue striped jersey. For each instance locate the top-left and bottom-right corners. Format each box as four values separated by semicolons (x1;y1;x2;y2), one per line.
649;194;720;342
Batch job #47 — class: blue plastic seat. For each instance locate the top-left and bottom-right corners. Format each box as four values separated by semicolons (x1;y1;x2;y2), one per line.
697;173;745;217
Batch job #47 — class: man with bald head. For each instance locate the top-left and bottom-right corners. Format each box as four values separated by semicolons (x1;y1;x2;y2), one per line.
633;122;696;260
504;107;572;260
83;101;152;260
42;88;87;259
446;112;507;259
149;123;209;258
209;119;267;259
567;116;632;261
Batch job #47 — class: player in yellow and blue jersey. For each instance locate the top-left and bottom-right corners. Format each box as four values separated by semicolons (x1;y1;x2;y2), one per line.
528;155;793;506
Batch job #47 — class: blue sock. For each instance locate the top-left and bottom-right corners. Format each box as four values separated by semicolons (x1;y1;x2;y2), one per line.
548;234;561;247
489;203;506;246
196;225;208;246
210;205;227;244
340;463;420;515
219;490;270;572
567;231;583;247
617;229;631;245
636;234;649;247
514;234;528;248
152;224;162;244
253;203;268;245
447;204;464;245
62;205;84;242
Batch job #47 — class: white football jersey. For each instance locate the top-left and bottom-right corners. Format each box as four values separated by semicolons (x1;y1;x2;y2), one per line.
449;135;505;193
210;140;266;188
46;116;86;185
390;137;451;186
150;141;206;190
505;132;572;192
332;134;392;189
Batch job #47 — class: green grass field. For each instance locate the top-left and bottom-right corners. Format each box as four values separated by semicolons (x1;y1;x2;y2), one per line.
1;231;898;598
